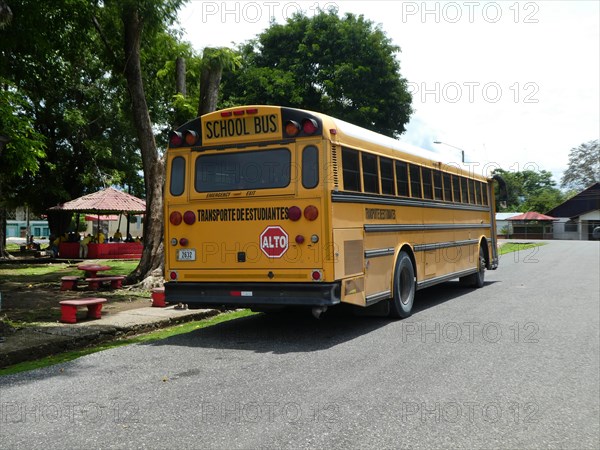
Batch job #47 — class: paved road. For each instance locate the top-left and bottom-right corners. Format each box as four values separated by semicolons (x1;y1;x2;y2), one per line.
1;241;599;449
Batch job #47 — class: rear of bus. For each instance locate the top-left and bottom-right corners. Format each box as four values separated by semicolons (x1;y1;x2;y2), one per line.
163;106;339;309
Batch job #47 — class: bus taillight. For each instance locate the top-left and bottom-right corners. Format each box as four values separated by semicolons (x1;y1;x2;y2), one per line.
304;205;318;221
288;206;302;221
179;238;189;247
302;119;318;135
183;211;196;225
170;211;182;225
295;235;305;244
169;131;183;147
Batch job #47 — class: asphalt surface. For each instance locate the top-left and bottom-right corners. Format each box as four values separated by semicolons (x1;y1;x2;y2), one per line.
1;240;599;449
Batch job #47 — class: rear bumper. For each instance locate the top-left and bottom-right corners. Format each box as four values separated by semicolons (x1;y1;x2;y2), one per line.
165;282;341;307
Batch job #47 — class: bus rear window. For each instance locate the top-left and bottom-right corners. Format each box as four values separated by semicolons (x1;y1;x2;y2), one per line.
195;149;290;192
170;156;185;196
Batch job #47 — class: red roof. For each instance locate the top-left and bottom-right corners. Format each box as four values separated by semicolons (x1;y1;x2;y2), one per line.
507;212;555;221
48;187;146;214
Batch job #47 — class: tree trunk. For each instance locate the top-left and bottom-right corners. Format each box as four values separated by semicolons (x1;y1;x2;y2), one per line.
122;6;164;282
198;65;223;116
175;57;186;96
0;204;12;259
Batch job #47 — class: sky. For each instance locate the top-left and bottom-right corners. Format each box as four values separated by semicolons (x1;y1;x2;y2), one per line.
177;0;600;183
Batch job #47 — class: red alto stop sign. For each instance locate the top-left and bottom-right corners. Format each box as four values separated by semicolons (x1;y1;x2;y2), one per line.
259;226;289;258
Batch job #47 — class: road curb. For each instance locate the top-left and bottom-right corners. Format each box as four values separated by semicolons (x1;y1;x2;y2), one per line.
0;307;220;369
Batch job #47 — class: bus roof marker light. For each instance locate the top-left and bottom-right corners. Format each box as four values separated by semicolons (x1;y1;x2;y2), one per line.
169;131;183;147
233;110;244;116
221;111;232;117
330;129;337;135
184;130;199;146
285;120;300;137
183;211;196;225
288;206;302;221
246;108;258;114
302;118;318;135
304;205;319;221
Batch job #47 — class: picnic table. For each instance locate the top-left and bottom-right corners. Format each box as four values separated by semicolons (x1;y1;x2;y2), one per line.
77;263;111;278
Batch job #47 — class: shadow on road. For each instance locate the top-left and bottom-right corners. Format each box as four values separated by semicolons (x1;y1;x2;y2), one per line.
148;280;497;354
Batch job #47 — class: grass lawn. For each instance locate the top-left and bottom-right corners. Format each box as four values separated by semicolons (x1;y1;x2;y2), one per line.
0;259;143;323
499;242;547;255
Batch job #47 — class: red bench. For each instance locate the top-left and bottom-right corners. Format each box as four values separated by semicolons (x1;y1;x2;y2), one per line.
59;298;107;323
60;276;81;291
85;276;125;290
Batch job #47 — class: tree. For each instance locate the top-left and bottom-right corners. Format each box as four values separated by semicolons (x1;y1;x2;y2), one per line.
1;0;193;278
561;139;600;190
198;47;241;116
0;81;46;257
0;0;145;219
221;10;413;137
493;168;565;213
92;0;186;281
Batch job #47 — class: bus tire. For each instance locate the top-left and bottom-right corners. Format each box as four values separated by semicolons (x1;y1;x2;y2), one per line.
389;251;416;319
460;245;486;288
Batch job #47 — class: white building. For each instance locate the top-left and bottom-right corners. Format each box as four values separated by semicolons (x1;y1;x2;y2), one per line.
547;183;600;241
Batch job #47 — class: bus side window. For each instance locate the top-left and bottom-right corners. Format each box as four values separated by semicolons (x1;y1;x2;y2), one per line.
409;164;422;198
460;177;469;203
482;182;489;206
422;168;433;200
443;172;452;201
474;181;480;205
362;152;379;194
469;179;476;204
342;148;361;191
380;157;395;195
433;170;443;200
302;145;319;189
395;161;409;197
452;175;461;203
170;156;186;196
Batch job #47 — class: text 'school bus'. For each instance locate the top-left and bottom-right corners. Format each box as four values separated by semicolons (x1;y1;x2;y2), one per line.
164;105;502;318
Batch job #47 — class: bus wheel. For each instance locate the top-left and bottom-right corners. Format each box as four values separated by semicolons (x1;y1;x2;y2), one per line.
390;251;416;319
460;246;486;288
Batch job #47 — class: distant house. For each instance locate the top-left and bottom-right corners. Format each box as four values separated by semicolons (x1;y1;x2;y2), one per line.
6;207;50;238
495;212;522;237
547;183;600;240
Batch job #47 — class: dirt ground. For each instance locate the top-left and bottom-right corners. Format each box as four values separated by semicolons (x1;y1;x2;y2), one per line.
0;254;155;325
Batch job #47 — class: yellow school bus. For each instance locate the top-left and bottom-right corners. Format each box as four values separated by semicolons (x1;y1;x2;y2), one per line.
164;105;500;318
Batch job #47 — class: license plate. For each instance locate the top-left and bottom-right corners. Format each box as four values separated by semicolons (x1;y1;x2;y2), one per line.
177;249;196;261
